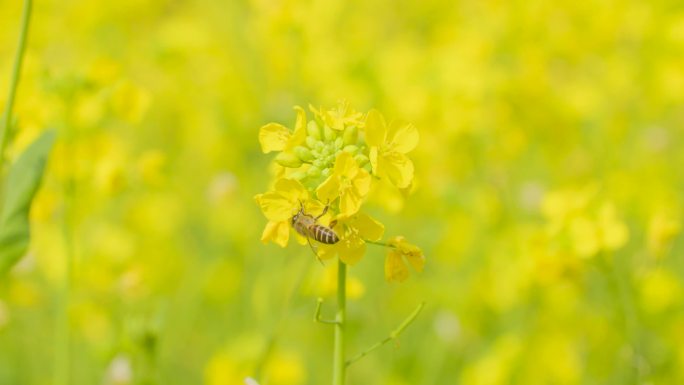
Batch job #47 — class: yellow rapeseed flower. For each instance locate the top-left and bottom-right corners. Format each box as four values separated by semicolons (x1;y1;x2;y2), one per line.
254;178;309;247
385;236;425;283
318;212;384;265
316;152;371;217
310;100;363;131
258;106;307;154
365;109;419;188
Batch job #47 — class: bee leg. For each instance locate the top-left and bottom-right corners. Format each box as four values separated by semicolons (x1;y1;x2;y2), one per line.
315;199;331;220
307;237;324;266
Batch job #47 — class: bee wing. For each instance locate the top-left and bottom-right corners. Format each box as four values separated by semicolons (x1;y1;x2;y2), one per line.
294;231;309;245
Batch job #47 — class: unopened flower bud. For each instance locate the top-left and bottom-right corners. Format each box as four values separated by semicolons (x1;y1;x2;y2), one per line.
305;136;318;148
290;170;307;180
307;121;322;140
343;125;358;145
294;146;314;162
334;137;343;149
275;152;302;168
307;166;321;178
355;154;369;166
343;145;358;154
321;168;331;178
323;125;336;141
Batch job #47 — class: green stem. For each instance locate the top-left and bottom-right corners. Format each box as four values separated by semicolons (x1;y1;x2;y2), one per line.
364;240;395;248
0;0;33;170
332;259;346;385
346;301;425;367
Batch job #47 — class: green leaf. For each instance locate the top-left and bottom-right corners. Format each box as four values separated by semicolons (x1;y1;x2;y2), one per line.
0;131;55;276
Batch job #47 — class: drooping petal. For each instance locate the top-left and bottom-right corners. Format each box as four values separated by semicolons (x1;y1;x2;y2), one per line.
339;236;366;265
388;121;419;153
316;174;341;203
261;221;290;247
380;152;414;188
364;109;387;146
258;123;291;153
385;250;409;282
255;192;295;222
405;250;426;273
287;106;308;149
351;213;385;241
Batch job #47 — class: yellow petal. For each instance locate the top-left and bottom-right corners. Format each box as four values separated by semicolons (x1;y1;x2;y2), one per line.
364;109;387;146
369;147;379;175
389;236;425;272
274;178;308;203
255;192;295;222
380;152;414;188
294;232;308;246
339;188;362;217
259;123;291;153
352;168;371;197
405;248;425;272
287;106;308;149
351;213;385;241
333;151;356;178
316;175;341;203
339;236;366;265
388;121;419;153
317;244;338;260
261;221;290;247
385;250;409;283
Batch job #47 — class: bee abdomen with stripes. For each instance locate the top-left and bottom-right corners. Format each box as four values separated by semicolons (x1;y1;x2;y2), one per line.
310;224;340;244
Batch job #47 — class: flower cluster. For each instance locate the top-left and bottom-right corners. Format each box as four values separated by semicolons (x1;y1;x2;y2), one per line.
255;102;424;282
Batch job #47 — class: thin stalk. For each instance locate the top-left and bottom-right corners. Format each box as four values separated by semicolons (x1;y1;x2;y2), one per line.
346;302;425;367
364;240;396;248
0;0;33;170
332;259;346;385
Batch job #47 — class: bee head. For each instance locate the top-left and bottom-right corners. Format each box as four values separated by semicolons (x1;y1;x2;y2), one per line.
292;200;305;225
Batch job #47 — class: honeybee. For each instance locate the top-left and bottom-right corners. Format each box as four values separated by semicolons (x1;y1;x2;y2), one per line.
291;202;339;259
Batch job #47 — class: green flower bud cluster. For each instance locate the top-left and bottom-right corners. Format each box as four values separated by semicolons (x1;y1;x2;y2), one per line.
275;118;369;184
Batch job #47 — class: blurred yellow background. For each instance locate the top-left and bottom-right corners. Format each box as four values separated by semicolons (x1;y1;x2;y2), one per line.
1;0;683;384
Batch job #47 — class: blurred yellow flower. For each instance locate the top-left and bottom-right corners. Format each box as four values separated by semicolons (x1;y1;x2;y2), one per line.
204;352;248;385
254;178;309;247
310;100;363;131
568;203;629;258
640;269;682;314
385;236;425;283
258;106;307;154
110;80;151;124
311;262;366;299
365;109;418;188
263;350;307;385
648;211;681;257
318;212;384;265
316;152;371;217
